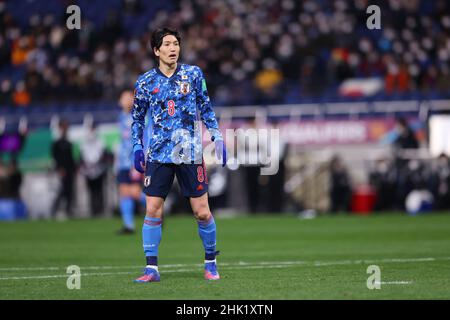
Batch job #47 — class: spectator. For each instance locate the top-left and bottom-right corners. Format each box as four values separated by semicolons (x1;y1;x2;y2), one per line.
5;156;22;199
385;62;411;94
266;119;288;212
0;33;11;69
12;81;31;106
393;117;419;151
0;79;13;106
388;117;420;209
369;158;397;211
434;153;450;210
51;119;76;218
11;36;33;66
254;61;284;105
0;158;8;197
329;155;352;213
237;119;264;213
80;122;108;217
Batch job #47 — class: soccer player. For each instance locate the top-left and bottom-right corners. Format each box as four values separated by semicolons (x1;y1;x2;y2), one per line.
116;89;145;234
132;28;226;282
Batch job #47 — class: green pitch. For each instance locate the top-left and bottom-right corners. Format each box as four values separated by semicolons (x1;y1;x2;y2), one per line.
1;213;450;299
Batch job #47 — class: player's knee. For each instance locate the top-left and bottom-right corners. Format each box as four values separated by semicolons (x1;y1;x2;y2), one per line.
146;202;163;217
193;204;211;221
130;186;141;199
118;185;130;197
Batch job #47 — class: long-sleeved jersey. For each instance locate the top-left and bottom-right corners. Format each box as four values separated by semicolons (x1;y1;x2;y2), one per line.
131;63;222;164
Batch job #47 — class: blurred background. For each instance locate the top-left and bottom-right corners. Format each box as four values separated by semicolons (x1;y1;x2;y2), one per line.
1;0;450;221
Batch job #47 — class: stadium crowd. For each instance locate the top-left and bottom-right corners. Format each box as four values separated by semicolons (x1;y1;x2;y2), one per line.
1;0;450;107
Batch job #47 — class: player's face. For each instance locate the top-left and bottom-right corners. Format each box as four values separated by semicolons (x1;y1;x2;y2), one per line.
155;35;180;66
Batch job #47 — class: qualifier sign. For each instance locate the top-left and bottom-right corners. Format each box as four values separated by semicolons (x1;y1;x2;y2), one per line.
202;118;424;147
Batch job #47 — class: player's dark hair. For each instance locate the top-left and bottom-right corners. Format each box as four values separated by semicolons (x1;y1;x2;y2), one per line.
151;27;181;51
150;27;181;65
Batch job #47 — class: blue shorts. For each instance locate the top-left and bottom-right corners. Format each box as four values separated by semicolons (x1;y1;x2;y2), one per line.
117;169;142;184
143;162;208;199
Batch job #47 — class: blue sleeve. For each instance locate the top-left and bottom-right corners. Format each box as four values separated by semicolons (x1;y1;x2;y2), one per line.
131;79;149;151
195;67;222;141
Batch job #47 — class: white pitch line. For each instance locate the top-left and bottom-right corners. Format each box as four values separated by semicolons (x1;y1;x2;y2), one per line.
0;256;448;281
376;281;412;285
0;272;136;280
0;265;292;280
1;256;448;272
0;261;306;272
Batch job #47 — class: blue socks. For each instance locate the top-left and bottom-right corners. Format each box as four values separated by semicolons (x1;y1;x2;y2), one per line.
197;215;217;260
141;215;216;267
142;217;162;266
119;197;135;230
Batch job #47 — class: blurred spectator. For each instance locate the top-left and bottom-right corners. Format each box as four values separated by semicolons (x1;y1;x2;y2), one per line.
0;158;9;197
266;119;288;212
123;0;142;15
393;117;419;151
0;34;10;69
0;79;13;105
5;157;22;199
11;36;33;66
237;119;263;213
0;151;25;221
51;119;76;218
389;117;420;209
434;153;450;210
385;62;411;94
12;81;31;106
254;61;283;105
369;158;397;211
80;122;108;217
329;155;352;213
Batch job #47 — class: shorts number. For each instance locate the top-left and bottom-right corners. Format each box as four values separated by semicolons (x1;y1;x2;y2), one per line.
167;100;175;116
197;166;204;183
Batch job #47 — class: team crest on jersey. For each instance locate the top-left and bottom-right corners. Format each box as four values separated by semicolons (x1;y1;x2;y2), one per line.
144;176;151;187
181;75;188;80
180;82;190;95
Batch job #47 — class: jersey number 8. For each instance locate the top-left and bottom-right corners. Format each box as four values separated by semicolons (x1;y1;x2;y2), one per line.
167;100;175;116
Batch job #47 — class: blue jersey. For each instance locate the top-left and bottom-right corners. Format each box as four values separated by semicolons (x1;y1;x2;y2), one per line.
117;111;134;171
131;63;222;164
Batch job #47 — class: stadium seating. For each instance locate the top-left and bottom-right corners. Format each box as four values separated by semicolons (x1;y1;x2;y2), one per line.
1;0;449;113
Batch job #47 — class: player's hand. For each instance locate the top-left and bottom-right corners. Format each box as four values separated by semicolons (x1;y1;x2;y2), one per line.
214;139;227;167
129;167;142;181
134;148;146;173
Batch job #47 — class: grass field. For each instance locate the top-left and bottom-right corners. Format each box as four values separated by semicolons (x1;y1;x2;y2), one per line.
0;212;449;300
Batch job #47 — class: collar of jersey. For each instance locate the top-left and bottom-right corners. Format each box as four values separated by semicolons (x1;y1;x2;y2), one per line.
155;63;181;79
